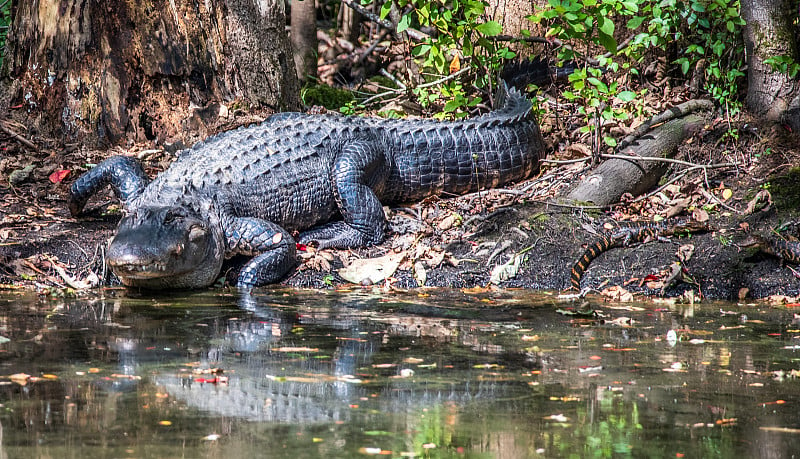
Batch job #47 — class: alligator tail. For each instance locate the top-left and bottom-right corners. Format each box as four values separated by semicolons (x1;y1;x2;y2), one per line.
500;58;578;88
570;235;616;290
490;80;533;121
69;156;150;216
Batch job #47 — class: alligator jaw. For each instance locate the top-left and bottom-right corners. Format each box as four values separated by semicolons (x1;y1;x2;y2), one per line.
108;257;176;280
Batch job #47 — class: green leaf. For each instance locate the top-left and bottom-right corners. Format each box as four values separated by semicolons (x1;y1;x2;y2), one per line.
397;14;411;33
603;136;617;147
476;20;503;36
597;30;617;53
412;44;431;56
379;2;392;20
444;99;462;112
598;16;615;36
691;1;706;12
617;90;636;102
626;16;645;29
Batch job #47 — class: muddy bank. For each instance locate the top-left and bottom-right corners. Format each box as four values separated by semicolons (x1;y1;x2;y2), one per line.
1;185;797;301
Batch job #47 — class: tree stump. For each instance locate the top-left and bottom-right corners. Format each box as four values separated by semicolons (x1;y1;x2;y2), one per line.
1;0;300;146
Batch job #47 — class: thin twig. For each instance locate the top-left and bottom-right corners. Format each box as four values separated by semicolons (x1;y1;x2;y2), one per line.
540;157;591;165
358;29;391;66
360;68;471;106
379;68;406;90
0;120;37;150
601;153;740;170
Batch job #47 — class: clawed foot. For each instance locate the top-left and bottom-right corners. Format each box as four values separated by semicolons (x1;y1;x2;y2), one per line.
299;221;385;249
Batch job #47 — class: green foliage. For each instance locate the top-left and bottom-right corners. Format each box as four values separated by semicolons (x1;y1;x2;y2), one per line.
0;0;10;67
764;55;800;78
531;0;747;148
301;84;356;110
339;100;364;115
369;0;515;116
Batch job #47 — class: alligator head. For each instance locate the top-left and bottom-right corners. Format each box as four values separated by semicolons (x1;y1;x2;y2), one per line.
107;206;225;289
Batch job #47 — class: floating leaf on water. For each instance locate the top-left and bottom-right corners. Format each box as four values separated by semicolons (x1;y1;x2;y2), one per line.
759;426;800;434
158;420;172;426
0;336;9;344
272;346;320;353
667;330;678;347
202;434;221;441
9;373;30;385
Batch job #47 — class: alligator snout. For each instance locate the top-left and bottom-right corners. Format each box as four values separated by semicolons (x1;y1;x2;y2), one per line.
107;242;171;278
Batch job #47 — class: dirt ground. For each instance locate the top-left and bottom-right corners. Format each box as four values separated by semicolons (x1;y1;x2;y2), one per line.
1;108;799;302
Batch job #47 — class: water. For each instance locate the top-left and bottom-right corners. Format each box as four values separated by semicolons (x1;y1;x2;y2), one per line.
0;288;799;458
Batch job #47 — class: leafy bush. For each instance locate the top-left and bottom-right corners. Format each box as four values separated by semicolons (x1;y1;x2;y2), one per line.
530;0;746;147
368;0;515;117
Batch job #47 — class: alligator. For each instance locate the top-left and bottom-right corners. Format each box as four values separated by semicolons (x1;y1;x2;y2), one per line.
69;82;544;289
739;234;800;264
570;217;711;290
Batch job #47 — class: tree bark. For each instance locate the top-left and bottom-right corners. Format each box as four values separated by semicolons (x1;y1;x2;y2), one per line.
291;0;319;82
741;0;800;129
1;0;300;147
485;0;546;57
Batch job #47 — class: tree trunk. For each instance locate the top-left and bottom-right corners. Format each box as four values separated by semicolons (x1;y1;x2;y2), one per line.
339;2;361;45
291;0;318;83
1;0;300;147
485;0;545;57
741;0;800;129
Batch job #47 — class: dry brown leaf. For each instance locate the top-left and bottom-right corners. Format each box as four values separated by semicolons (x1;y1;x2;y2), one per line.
600;285;635;302
676;244;695;262
692;208;709;222
338;251;407;285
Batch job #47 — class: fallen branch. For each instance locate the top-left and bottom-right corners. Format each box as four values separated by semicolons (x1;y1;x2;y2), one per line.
567;112;710;206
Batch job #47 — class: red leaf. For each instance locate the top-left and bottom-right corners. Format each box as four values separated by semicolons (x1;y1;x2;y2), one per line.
642;274;659;282
296;243;308;251
49;169;71;183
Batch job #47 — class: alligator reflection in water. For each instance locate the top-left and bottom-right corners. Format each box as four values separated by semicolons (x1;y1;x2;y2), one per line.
153;292;528;423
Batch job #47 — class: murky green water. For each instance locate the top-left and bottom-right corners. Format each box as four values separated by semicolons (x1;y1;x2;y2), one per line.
0;288;798;458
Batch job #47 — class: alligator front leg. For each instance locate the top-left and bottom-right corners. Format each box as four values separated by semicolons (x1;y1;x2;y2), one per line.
226;217;298;287
299;142;388;248
69;156;150;216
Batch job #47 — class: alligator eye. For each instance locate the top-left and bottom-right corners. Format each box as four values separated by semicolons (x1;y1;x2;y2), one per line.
164;209;186;224
188;225;207;242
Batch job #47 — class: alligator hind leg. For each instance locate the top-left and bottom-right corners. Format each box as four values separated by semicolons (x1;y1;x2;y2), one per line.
299;143;388;249
226;217;298;287
69;156;150;216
